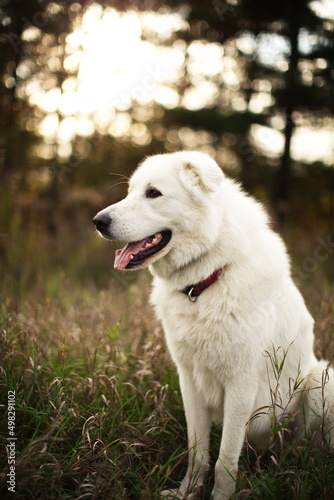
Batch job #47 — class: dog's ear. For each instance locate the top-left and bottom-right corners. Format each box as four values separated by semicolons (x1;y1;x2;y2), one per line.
178;154;224;195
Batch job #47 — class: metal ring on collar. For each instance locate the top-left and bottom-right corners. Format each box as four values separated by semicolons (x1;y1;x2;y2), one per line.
187;287;198;302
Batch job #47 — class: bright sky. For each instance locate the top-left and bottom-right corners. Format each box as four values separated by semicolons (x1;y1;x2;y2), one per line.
22;4;334;166
251;124;334;166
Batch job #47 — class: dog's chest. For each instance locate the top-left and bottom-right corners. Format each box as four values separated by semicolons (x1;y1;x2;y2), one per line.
151;282;251;381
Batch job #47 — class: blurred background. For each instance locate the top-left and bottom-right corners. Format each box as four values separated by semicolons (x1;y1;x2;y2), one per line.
1;0;334;299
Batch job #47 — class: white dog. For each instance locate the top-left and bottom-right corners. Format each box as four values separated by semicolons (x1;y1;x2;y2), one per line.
93;151;334;499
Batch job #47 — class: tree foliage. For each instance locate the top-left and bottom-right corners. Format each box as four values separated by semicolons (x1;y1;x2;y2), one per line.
0;0;333;236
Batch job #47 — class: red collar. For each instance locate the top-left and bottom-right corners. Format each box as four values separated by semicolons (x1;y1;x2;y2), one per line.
181;265;228;302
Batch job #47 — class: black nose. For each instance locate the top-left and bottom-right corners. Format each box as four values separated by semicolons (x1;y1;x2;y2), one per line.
93;213;111;233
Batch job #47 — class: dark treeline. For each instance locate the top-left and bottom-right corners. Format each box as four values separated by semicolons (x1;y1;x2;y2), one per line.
0;0;334;267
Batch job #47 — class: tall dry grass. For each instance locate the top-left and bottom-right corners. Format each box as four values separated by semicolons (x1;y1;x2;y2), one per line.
1;218;333;499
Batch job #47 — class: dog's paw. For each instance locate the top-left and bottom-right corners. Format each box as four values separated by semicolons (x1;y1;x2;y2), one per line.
160;489;183;499
160;488;199;499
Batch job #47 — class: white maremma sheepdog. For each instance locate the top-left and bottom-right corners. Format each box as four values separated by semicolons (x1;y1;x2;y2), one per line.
93;151;334;499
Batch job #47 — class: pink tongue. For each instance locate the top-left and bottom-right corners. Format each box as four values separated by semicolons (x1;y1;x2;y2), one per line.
114;235;159;270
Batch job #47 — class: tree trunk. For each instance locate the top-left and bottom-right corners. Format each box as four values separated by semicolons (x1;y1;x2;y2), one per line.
276;1;302;224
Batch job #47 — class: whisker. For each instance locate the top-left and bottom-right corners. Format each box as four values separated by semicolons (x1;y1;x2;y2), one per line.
106;180;129;191
105;173;130;192
109;172;130;182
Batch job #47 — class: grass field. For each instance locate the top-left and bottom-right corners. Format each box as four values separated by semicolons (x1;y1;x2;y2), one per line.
1;221;334;499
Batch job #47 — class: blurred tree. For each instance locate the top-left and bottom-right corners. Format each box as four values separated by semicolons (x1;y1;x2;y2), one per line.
232;0;334;221
0;1;71;182
0;0;82;235
162;0;334;222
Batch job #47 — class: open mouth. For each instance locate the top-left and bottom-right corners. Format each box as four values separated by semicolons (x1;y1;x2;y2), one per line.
114;230;172;270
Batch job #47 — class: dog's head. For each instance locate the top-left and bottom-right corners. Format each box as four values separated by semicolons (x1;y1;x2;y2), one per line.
93;151;225;274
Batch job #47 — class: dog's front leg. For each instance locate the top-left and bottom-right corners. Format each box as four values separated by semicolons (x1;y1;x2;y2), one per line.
212;378;257;500
180;367;211;492
161;366;211;499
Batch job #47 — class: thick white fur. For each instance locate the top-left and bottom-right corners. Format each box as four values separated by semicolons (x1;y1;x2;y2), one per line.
95;151;334;499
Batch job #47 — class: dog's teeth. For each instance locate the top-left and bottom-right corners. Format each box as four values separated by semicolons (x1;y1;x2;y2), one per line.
152;237;157;244
155;233;162;238
145;243;151;249
130;255;134;259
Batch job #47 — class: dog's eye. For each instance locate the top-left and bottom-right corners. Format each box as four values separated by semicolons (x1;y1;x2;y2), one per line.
146;188;162;199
